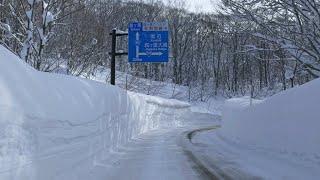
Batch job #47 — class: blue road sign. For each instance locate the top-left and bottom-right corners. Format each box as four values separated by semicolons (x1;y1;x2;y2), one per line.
128;22;169;63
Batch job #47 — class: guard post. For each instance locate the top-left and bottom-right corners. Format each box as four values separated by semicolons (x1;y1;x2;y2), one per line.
109;29;128;85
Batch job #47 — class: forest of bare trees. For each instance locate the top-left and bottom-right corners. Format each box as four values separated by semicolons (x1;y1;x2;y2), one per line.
1;0;319;101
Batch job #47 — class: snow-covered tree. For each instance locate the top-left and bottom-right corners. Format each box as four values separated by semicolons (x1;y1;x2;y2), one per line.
222;0;320;77
1;0;83;71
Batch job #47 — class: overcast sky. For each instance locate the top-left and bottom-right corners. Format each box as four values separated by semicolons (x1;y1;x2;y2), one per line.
184;0;221;13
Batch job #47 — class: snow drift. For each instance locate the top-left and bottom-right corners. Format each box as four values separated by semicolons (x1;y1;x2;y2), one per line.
0;45;190;180
221;80;320;157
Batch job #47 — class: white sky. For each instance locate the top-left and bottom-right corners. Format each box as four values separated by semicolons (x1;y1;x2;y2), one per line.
131;0;222;14
185;0;221;13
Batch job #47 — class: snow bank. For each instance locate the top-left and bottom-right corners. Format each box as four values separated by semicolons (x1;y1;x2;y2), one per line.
221;81;320;156
0;45;191;180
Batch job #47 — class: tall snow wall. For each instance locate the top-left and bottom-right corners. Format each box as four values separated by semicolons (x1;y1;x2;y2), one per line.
0;45;190;180
220;79;320;158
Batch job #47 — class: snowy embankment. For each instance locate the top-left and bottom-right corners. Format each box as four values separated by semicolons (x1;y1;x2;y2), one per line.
90;67;224;116
215;80;320;178
221;81;320;155
0;46;190;180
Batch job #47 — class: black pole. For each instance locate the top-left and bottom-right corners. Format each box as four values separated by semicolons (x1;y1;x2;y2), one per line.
109;29;128;85
111;29;116;85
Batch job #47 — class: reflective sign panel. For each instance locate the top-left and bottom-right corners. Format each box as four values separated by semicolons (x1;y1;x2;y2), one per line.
128;22;169;63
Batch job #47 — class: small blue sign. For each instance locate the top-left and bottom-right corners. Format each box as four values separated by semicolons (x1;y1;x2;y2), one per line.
128;22;169;63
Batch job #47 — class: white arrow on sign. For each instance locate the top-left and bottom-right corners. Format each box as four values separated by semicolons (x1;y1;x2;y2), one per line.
136;32;140;59
138;52;163;56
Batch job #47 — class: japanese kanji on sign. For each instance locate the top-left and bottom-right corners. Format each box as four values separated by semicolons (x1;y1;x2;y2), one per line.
128;22;169;63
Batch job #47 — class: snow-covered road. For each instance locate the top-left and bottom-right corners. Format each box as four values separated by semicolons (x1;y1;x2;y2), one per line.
190;127;320;180
86;112;220;180
103;129;210;180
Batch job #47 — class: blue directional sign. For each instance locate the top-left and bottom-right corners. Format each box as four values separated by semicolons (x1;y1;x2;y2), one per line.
128;22;169;63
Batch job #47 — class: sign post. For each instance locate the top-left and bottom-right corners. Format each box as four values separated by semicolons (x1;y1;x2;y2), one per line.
109;29;128;85
110;29;116;85
108;22;169;85
128;22;169;63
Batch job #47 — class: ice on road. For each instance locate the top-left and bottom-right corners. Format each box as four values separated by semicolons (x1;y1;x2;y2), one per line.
89;113;219;180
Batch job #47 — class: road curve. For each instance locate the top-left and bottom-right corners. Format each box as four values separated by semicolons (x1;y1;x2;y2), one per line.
184;126;262;180
101;126;218;180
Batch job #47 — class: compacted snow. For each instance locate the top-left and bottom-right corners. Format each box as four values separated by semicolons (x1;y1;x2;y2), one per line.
92;113;219;180
0;45;214;180
1;43;319;180
189;81;320;179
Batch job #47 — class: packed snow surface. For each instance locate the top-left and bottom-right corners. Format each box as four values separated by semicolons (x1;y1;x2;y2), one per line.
0;45;193;180
2;42;319;179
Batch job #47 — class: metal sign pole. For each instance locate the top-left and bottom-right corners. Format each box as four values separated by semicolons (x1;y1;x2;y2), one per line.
109;29;128;85
111;29;116;85
109;22;168;85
